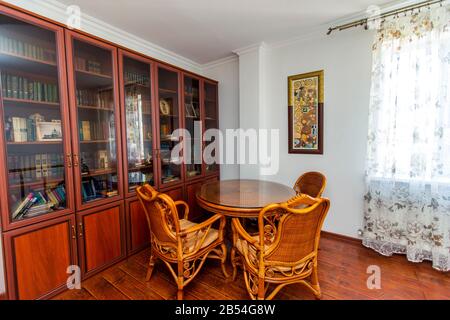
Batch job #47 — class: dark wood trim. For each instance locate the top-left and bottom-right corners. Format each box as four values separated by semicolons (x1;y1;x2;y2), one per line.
0;2;219;84
321;230;362;245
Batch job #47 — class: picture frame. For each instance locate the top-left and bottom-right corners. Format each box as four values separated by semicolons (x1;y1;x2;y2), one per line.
36;120;63;142
288;70;324;154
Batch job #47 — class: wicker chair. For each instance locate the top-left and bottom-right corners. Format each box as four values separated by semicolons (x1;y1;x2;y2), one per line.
293;171;326;197
231;194;330;300
136;184;228;300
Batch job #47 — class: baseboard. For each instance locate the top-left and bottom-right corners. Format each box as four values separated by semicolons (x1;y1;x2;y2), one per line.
321;230;362;245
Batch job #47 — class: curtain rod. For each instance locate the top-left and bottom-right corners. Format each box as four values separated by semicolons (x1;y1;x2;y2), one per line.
327;0;445;35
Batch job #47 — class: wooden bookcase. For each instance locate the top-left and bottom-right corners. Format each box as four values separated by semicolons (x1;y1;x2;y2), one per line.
0;3;220;300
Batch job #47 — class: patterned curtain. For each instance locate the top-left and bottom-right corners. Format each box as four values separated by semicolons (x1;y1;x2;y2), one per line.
363;4;450;271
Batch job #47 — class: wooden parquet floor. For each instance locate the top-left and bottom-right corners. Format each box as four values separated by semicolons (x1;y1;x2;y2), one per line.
54;235;450;300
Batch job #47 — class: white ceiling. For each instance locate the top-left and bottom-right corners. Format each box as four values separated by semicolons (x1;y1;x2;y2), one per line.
58;0;397;64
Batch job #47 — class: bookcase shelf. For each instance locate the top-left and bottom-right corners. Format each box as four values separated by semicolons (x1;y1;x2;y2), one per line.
7;141;62;145
0;50;57;76
3;97;60;107
80;139;114;144
78;105;114;112
159;87;177;94
75;69;113;88
9;178;64;189
81;168;116;178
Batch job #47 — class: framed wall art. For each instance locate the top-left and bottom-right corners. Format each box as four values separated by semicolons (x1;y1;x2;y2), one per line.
288;70;324;154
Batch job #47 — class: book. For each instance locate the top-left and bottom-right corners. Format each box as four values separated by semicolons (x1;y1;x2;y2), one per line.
81;121;91;141
35;154;42;179
41;154;48;177
12;193;34;219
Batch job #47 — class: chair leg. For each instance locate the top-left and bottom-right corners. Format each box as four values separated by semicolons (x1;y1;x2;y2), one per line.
145;252;157;282
257;277;265;300
311;265;322;299
177;261;185;300
220;243;229;279
177;288;184;300
230;247;237;281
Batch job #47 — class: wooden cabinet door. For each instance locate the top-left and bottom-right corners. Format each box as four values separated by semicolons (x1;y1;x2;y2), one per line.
3;215;77;300
186;181;204;221
155;64;184;188
0;6;75;231
65;30;123;211
77;201;125;278
126;197;150;255
203;80;220;175
119;50;157;197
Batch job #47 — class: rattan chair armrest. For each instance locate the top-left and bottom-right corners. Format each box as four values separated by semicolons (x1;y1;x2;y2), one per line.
231;218;260;249
178;214;224;236
174;200;190;220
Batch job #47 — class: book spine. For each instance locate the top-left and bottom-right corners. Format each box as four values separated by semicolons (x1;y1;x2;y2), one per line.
35;154;42;179
41;154;48;177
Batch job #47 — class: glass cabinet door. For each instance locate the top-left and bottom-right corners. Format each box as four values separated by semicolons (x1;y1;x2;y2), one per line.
0;12;73;227
66;32;122;208
120;52;155;194
157;65;182;186
183;75;202;180
204;81;219;174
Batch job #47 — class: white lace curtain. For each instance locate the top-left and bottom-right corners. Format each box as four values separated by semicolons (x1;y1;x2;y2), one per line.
363;4;450;271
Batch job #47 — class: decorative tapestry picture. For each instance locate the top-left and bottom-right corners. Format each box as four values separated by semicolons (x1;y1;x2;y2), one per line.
288;70;324;154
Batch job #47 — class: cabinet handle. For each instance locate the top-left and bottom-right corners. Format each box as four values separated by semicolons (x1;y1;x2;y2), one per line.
73;154;79;167
67;154;73;168
78;222;84;237
71;225;76;239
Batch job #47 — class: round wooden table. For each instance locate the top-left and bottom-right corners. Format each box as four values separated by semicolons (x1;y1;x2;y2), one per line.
196;179;296;218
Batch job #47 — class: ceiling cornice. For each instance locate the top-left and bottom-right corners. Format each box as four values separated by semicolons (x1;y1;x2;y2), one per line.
232;42;268;56
2;0;203;74
202;55;238;70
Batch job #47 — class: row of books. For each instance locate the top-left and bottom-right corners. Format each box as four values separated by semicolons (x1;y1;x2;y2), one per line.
5;114;62;142
79;120;115;141
81;177;118;202
8;153;65;184
11;185;66;220
0;34;57;63
75;56;103;74
76;89;114;109
80;150;112;173
1;72;59;103
125;70;149;86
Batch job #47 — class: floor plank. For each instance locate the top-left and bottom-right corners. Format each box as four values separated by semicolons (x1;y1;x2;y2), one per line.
53;236;450;300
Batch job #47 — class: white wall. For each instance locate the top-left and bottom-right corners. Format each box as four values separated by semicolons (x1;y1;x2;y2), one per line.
203;58;240;180
228;29;375;238
263;29;375;237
